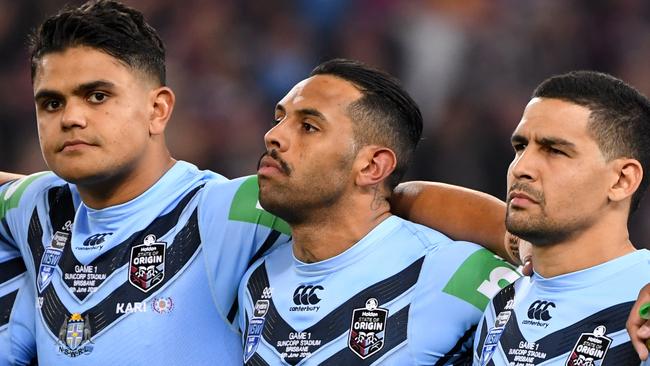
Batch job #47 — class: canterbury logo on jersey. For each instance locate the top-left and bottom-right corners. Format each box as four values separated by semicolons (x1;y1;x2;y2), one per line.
293;285;323;305
290;285;323;312
527;300;555;321
81;233;113;248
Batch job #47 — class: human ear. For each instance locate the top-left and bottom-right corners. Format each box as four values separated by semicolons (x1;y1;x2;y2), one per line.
608;158;643;203
355;146;397;187
149;86;175;135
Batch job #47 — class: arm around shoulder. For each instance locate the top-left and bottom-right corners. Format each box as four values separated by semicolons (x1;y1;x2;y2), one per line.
391;181;515;263
0;172;26;185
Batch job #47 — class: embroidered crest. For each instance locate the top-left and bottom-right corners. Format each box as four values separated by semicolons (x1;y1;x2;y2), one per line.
129;234;166;292
348;298;388;359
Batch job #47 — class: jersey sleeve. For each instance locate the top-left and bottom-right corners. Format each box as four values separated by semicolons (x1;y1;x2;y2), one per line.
408;242;520;364
198;175;290;329
0;172;51;251
7;280;36;366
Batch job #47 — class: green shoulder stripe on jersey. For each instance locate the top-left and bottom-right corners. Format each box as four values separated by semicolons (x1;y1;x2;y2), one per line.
228;176;291;235
442;248;520;311
0;172;48;220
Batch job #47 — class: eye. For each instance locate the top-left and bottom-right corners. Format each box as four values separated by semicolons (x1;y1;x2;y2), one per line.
87;92;108;104
512;143;526;153
547;147;566;156
302;122;318;133
42;99;63;112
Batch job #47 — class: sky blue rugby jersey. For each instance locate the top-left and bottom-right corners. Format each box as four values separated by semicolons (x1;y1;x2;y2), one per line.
0;239;27;366
0;161;289;365
474;249;650;366
238;215;521;365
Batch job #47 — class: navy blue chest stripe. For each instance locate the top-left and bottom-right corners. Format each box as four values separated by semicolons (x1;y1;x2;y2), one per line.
1;217;15;245
245;354;271;366
227;229;282;324
603;342;640;365
433;325;475;366
38;184;202;301
245;256;424;364
31;209;203;340
0;256;26;284
0;289;19;328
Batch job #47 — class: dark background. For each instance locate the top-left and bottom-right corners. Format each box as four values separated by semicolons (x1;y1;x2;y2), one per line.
2;0;650;247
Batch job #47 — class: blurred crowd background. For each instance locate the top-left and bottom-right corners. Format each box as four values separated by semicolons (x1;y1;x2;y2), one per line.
2;0;650;247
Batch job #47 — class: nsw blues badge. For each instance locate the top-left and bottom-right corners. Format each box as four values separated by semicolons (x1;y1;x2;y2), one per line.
244;298;270;362
480;309;512;366
37;230;68;293
348;298;388;359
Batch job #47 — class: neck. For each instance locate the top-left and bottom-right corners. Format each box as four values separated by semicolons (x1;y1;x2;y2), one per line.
77;155;176;209
291;199;391;263
532;216;636;277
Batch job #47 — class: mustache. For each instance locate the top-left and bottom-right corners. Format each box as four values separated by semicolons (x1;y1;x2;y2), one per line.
507;182;544;204
257;149;292;175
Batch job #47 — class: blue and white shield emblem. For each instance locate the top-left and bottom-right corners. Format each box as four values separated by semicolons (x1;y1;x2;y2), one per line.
66;320;85;350
480;310;512;366
244;299;270;362
37;231;68;293
244;317;265;362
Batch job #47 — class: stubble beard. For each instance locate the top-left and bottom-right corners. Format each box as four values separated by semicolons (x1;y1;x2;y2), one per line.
505;205;579;247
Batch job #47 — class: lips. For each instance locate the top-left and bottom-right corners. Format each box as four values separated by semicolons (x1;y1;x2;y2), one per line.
59;139;95;152
507;190;540;208
258;155;285;176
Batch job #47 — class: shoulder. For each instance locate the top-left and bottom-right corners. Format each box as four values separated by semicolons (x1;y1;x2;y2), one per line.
201;175;290;235
422;242;521;312
0;171;62;219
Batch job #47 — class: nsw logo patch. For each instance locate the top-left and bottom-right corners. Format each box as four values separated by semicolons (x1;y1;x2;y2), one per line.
348;298;388;359
129;234;166;293
37;230;69;293
244;298;271;362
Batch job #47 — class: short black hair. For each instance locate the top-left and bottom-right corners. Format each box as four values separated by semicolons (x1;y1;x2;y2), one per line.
533;70;650;213
28;0;166;85
310;59;423;190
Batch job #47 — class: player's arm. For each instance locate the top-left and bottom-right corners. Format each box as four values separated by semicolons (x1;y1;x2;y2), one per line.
391;181;516;263
627;283;650;360
0;172;25;185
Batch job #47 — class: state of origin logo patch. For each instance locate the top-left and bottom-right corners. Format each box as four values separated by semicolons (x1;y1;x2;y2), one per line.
129;234;166;292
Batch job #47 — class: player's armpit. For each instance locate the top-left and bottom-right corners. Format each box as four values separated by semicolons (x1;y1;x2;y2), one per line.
391;181;514;263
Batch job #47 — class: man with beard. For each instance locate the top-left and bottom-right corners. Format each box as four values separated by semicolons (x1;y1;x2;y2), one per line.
469;71;650;365
237;59;520;365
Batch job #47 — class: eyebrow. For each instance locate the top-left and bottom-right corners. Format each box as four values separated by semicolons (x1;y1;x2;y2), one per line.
275;104;327;121
34;80;116;101
511;133;577;151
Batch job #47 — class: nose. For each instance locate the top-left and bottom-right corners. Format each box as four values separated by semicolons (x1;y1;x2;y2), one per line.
509;148;537;182
60;99;87;129
264;121;289;152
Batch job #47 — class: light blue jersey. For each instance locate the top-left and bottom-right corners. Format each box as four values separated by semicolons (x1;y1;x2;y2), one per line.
0;239;27;366
0;161;289;365
474;249;650;366
238;215;520;365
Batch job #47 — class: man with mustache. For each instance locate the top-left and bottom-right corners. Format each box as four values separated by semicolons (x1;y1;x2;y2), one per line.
396;71;650;365
0;1;521;365
237;59;520;365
